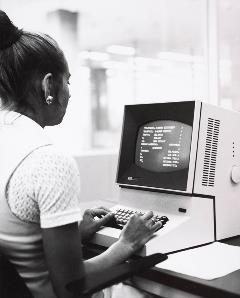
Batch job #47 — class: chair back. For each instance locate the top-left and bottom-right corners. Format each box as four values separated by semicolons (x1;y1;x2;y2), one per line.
0;253;33;298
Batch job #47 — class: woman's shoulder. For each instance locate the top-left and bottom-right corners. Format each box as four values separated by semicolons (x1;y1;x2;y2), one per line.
30;145;77;164
23;145;80;177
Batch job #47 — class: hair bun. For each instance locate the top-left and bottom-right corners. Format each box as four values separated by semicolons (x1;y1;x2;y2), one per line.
0;10;22;50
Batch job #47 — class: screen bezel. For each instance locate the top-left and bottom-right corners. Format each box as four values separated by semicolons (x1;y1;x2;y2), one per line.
116;101;200;193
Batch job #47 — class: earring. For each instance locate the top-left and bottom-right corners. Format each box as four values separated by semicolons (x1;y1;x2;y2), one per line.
46;95;54;105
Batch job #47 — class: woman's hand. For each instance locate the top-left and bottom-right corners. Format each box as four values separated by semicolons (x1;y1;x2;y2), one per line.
79;207;114;242
119;211;162;253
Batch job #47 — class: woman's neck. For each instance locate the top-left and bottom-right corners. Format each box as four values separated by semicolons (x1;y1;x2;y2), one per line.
14;107;46;128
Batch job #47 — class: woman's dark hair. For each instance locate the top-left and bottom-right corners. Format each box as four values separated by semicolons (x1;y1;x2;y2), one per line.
0;10;67;112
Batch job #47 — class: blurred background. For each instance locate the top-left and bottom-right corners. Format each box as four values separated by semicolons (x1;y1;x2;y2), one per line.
1;0;239;154
1;0;239;202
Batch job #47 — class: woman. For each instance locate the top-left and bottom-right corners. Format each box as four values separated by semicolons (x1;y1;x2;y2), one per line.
0;11;161;298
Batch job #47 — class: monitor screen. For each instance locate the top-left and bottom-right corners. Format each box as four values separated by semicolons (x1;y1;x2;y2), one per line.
135;120;192;173
117;101;195;192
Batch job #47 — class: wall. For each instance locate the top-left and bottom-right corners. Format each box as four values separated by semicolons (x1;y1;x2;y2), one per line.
74;152;120;205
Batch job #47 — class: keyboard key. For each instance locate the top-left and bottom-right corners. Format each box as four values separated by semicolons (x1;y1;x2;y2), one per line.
114;208;169;229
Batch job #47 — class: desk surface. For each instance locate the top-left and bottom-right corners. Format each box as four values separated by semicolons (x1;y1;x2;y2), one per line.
136;237;240;298
84;236;240;298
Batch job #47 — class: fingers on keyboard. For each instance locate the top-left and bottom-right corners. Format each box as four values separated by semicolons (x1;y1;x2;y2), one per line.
152;221;162;231
142;211;154;220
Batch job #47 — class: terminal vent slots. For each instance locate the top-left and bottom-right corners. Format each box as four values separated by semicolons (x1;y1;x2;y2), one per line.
202;118;220;187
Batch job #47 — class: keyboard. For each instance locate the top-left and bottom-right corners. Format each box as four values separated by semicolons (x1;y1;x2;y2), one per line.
106;207;169;230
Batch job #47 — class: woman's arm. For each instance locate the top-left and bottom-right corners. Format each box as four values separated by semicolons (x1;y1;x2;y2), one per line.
42;222;132;298
42;212;161;298
42;222;130;298
42;223;84;298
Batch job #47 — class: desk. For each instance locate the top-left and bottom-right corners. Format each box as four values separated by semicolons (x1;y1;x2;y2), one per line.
84;237;240;298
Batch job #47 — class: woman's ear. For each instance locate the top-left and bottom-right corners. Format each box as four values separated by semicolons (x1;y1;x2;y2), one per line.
42;73;53;99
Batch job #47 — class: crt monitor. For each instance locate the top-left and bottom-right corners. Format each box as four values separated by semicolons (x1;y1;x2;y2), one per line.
116;101;195;192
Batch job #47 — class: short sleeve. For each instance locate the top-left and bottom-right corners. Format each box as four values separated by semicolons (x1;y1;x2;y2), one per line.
31;147;83;228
